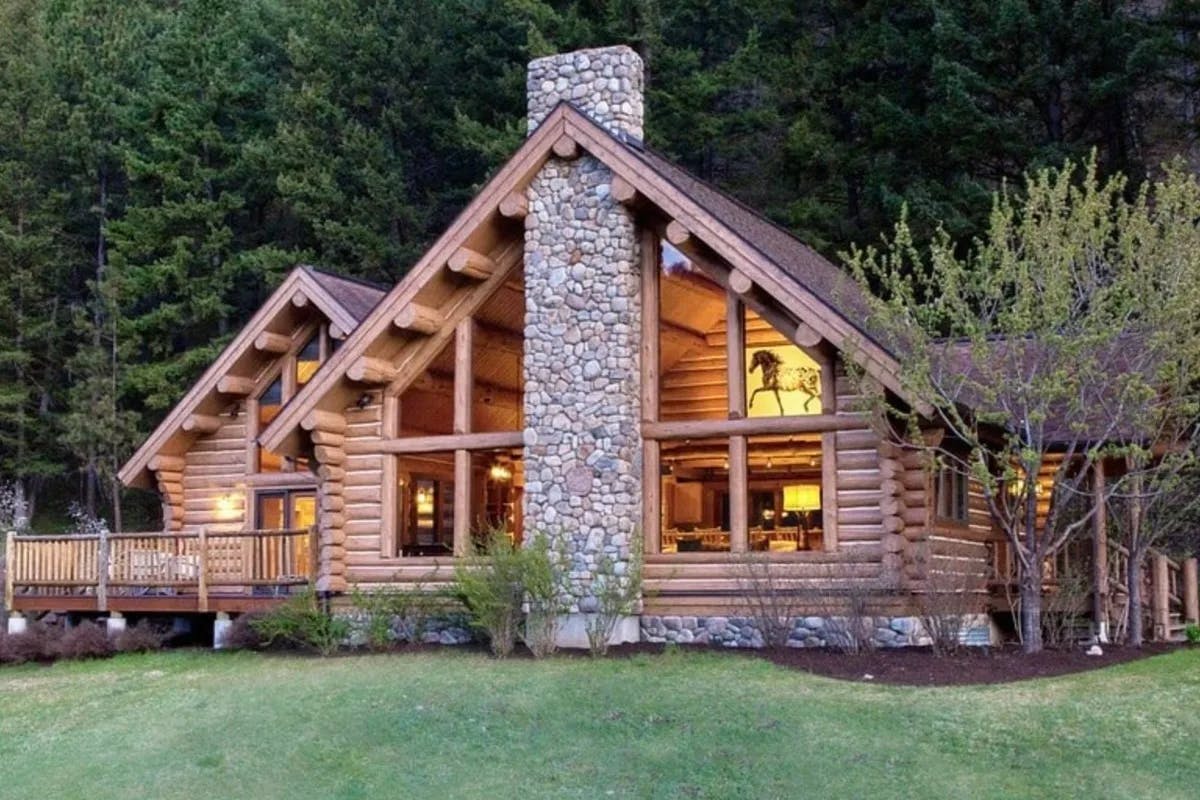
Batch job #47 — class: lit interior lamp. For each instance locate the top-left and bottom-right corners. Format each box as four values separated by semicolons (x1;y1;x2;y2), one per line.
783;484;821;550
489;462;512;482
215;494;240;521
415;487;434;516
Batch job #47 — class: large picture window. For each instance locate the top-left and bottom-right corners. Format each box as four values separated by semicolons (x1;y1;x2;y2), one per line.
646;238;837;556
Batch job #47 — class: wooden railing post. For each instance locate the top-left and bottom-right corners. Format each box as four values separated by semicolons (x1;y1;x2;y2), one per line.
1152;553;1170;641
1183;557;1199;625
308;525;319;585
97;528;109;613
198;526;209;613
4;531;14;615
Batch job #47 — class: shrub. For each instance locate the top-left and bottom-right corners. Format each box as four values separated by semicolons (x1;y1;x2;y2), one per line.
223;613;264;651
115;620;167;653
522;532;568;659
58;621;113;660
916;570;984;657
0;622;62;664
1185;623;1200;645
350;584;437;650
585;540;643;657
733;551;811;649
250;588;349;656
454;528;526;657
821;587;878;655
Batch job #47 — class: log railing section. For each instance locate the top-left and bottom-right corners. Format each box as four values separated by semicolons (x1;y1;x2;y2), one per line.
4;528;315;613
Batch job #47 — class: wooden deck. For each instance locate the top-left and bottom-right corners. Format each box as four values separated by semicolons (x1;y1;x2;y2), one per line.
4;528;315;616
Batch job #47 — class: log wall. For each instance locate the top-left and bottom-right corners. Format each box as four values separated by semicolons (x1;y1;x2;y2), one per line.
180;413;248;533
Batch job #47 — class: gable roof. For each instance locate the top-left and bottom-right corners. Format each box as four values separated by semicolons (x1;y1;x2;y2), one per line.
118;266;385;489
259;103;905;455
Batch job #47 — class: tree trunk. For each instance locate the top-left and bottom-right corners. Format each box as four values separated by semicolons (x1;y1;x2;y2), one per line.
1127;548;1145;647
1020;563;1045;653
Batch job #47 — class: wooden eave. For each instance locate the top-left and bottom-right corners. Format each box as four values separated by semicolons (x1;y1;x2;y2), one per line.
117;267;366;489
260;103;910;456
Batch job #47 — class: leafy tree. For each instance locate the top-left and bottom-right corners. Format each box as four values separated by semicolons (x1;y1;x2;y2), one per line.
848;158;1200;652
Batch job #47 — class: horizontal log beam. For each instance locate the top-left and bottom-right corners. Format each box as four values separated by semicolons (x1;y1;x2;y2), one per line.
216;375;255;396
795;322;822;348
301;409;347;434
346;430;524;455
254;331;292;354
498;191;528;219
148;454;186;473
644;414;871;440
448;247;496;280
665;220;690;246
611;175;637;205
291;291;309;308
182;414;223;435
728;269;753;295
347;356;398;385
552;135;580;159
328;323;348;340
394;303;445;335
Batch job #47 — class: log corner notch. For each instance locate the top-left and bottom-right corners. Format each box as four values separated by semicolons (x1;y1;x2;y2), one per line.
876;440;908;589
448;247;496;280
148;454;186;532
304;409;347;593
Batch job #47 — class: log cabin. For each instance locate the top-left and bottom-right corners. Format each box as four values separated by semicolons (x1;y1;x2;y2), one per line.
6;46;1197;647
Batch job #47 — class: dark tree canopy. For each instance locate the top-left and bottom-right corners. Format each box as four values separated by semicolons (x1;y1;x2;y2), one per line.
0;0;1194;523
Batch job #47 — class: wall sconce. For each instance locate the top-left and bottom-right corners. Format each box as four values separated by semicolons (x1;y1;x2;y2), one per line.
356;392;374;409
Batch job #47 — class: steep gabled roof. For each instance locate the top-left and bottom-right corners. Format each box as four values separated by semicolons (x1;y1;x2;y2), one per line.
260;103;905;455
118;266;385;489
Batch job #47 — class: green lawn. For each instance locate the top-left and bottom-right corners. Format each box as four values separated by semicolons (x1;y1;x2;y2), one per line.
1;648;1197;800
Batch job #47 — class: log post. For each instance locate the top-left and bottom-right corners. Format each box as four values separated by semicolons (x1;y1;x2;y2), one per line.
1092;461;1109;641
453;318;473;554
641;227;661;555
1152;552;1171;641
308;525;320;584
97;527;109;613
726;291;747;553
198;526;209;613
1183;557;1199;625
454;450;471;556
3;531;13;614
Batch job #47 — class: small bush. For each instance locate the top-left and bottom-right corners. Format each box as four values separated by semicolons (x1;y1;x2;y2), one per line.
454;528;526;657
0;622;62;664
223;613;264;650
585;540;643;657
1185;623;1200;645
917;570;984;657
58;621;113;660
250;588;349;656
522;532;568;658
115;620;167;653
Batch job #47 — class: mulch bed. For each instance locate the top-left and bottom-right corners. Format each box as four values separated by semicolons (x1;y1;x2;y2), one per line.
746;642;1180;686
258;640;1184;687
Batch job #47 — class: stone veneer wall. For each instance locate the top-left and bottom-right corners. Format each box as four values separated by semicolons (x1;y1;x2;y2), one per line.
640;615;995;649
522;47;644;618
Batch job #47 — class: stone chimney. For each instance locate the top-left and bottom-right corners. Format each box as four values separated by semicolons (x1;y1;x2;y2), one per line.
522;46;644;645
526;45;644;140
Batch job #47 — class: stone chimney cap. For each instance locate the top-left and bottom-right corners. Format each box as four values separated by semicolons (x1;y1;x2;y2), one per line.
527;45;644;141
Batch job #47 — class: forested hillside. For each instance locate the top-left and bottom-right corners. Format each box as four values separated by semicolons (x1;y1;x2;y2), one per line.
1;0;1197;526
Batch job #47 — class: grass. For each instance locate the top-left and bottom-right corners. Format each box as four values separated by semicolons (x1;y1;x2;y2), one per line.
1;648;1198;799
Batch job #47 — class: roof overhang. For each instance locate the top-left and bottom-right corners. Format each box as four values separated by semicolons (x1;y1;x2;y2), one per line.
118;266;370;489
260;103;910;456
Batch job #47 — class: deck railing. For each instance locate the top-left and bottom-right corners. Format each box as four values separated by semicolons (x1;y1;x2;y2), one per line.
4;527;316;613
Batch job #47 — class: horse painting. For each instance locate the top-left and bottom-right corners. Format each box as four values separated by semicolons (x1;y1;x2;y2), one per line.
748;350;820;415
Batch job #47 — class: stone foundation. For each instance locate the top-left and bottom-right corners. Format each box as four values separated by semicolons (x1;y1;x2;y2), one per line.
640;615;987;649
341;611;474;647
